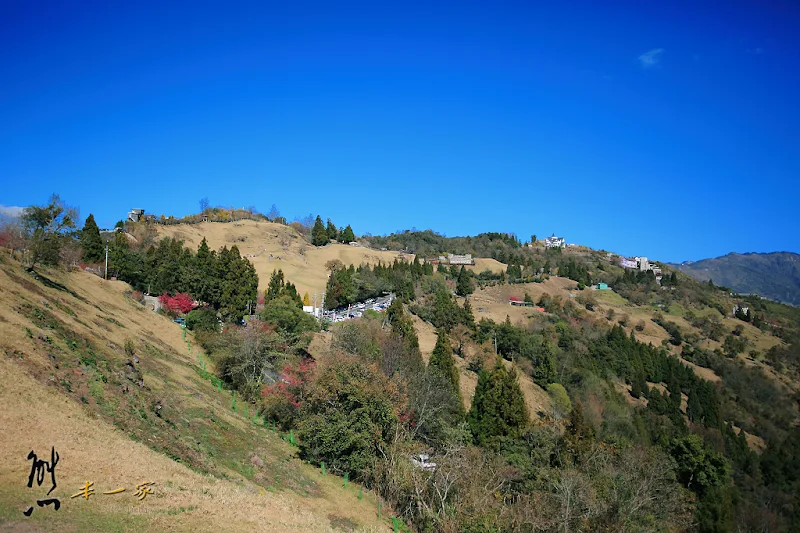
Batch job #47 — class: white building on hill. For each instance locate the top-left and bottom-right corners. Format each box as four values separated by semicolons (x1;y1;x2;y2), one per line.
447;253;474;265
544;235;566;249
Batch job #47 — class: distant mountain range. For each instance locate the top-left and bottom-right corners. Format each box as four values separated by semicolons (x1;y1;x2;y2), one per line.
671;252;800;306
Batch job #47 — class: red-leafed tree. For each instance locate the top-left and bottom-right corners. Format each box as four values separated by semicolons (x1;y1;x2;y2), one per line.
159;292;196;315
261;358;316;429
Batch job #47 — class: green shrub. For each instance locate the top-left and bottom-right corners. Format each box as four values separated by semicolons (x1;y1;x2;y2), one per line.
185;307;219;332
297;355;402;479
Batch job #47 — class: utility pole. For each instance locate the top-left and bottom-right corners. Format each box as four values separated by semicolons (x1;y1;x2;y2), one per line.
104;245;109;280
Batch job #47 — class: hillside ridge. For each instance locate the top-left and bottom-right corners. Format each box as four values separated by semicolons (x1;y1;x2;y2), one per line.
672;251;800;306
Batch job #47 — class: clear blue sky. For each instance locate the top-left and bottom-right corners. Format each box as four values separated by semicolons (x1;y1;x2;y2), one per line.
1;1;798;262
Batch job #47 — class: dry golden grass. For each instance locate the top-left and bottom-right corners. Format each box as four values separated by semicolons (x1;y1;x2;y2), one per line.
467;278;577;326
466;258;506;274
732;425;767;454
411;315;438;363
156;220;408;297
0;358;385;532
0;259;391;532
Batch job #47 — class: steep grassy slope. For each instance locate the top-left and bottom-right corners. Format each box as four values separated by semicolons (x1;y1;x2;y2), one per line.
156;220;408;297
0;257;391;532
673;251;800;306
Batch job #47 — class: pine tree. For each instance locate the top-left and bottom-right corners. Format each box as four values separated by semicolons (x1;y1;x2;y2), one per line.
462;298;475;329
217;245;258;322
80;214;104;263
468;358;528;445
303;292;311;306
340;225;356;244
429;329;460;396
265;269;286;302
456;266;473;296
326;218;338;241
630;374;644;399
283;282;303;308
311;216;329;246
686;388;703;423
193;238;219;306
668;371;683;414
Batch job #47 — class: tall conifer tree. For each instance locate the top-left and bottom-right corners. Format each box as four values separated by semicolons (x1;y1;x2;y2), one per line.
312;216;329;246
80;214;104;262
468;358;528;445
429;329;460;398
326;218;338;241
456;266;473;296
340;225;356;244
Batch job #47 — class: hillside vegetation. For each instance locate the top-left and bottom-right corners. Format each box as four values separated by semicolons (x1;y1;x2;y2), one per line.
0;257;389;532
673;252;800;306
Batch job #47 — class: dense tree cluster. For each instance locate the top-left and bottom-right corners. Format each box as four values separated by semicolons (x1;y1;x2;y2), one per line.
468;358;528;446
324;259;432;309
109;236;258;322
310;215;357;246
364;230;522;258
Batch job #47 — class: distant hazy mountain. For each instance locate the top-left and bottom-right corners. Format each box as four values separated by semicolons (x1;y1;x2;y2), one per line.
672;252;800;306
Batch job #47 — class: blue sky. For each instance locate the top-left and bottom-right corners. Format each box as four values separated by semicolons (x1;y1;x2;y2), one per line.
1;0;798;262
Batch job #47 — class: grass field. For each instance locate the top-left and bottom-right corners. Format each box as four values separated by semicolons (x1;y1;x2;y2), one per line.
465;257;507;274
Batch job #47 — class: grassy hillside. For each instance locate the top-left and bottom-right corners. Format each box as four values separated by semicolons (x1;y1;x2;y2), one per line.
0;256;391;532
673;251;800;306
156;220;408;297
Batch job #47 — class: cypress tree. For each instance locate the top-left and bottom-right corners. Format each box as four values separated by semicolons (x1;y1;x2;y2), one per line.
340;225;356;244
80;214;104;262
456;266;473;296
687;387;703;423
326;218;338;241
429;329;460;397
468;358;528;445
462;298;475;329
217;245;257;322
311;216;329;246
284;282;303;308
265;269;286;302
193;238;218;305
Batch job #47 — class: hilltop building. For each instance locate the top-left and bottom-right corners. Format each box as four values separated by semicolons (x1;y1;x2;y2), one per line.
127;208;156;223
544;235;566;249
620;256;663;280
